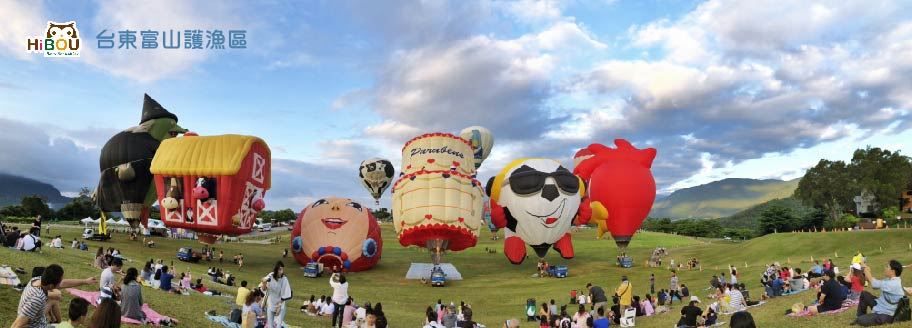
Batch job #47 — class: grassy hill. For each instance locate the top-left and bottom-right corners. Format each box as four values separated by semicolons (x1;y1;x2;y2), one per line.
1;223;910;328
0;173;72;208
717;197;817;229
650;178;800;219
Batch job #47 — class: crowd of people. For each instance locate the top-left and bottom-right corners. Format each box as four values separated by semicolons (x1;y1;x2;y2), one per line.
422;299;476;328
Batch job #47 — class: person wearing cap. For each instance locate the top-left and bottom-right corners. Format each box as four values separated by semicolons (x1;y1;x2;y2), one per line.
615;276;633;312
845;263;866;300
809;269;846;315
676;296;702;328
853;259;905;326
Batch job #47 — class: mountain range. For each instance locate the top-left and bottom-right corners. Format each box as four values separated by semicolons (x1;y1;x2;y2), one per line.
0;173;73;209
649;178;800;219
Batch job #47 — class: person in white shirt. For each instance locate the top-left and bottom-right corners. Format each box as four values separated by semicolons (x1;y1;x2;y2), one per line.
262;261;292;328
19;232;38;251
100;258;123;291
50;236;63;248
321;301;335;316
330;273;350;328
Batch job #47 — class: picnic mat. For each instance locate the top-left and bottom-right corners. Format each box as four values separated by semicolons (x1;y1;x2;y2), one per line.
206;315;240;328
66;288;180;326
787;299;859;317
0;266;21;286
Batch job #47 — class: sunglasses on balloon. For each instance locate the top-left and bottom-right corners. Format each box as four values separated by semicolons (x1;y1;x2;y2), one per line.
502;170;580;195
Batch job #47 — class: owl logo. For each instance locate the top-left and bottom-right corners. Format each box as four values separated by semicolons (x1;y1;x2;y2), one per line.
46;21;79;40
27;20;81;57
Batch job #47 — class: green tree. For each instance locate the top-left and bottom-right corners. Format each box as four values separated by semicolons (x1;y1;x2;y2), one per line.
759;205;798;234
56;189;100;220
272;209;297;222
850;147;912;214
830;213;859;229
798;208;828;231
882;206;902;225
372;209;391;221
20;195;51;218
794;159;855;222
0;205;27;218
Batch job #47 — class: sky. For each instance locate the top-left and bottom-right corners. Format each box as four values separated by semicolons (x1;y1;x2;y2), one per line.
0;0;910;211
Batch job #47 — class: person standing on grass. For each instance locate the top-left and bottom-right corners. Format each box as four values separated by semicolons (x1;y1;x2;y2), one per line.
587;283;608;318
13;264;96;328
263;261;292;328
330;272;349;328
669;271;681;305
650;273;656;294
615;276;633;312
853;260;904;326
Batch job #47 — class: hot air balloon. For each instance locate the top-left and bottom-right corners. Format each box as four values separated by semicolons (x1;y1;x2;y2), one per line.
359;158;395;205
290;197;382;272
95;94;186;236
150;134;271;244
392;133;484;265
573;139;656;253
485;158;589;264
459;126;494;169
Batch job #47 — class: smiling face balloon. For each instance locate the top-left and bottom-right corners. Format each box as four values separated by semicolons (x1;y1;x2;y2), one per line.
486;158;586;264
290;197;382;272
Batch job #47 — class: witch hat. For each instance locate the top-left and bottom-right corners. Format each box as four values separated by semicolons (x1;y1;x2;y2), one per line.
141;93;178;123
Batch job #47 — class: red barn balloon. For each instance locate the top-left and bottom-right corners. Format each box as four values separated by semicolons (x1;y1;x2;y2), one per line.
573;139;656;251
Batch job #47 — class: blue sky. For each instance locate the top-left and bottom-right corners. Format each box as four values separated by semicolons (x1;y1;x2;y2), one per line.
1;0;910;210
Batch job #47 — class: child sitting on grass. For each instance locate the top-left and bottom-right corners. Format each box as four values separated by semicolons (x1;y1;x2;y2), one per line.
56;298;90;328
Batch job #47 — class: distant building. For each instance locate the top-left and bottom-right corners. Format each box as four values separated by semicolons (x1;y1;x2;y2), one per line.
900;182;912;217
854;190;876;216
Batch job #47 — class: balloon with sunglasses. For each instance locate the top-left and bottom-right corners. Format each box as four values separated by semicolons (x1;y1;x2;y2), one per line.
459;126;494;169
485;158;591;264
573;139;657;253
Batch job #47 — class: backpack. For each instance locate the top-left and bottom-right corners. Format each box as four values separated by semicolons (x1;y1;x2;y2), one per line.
229;308;242;323
894;296;911;322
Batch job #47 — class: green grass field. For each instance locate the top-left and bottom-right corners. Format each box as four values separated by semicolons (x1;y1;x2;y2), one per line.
2;224;910;327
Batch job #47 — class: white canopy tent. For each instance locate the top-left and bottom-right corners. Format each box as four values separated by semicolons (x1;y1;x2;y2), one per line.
115;219;130;226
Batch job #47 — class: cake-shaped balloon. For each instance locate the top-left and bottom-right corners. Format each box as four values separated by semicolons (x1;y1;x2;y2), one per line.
290;197;382;272
392;133;485;263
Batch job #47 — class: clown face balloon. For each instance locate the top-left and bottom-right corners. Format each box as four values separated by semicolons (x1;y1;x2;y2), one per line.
290;197;382;272
486;158;586;264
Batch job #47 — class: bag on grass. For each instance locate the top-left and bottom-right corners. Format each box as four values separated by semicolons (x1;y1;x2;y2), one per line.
894;296;910;322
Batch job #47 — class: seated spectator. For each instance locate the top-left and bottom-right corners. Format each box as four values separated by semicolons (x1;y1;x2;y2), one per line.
159;266;175;292
13;265;96;328
320;298;335;316
89;298;121;328
424;305;444;328
729;284;747;312
242;289;265;328
121;268;146;323
237;281;252;307
677;297;702;328
641;294;655;316
680;284;690;297
853;260;905;326
809;270;845;315
56;298;90;328
730;311;756;328
194;278;208;292
592;308;610;328
50;236;63;248
18;232;40;252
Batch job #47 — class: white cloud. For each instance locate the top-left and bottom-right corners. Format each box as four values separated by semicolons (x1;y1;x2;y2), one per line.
0;0;48;61
79;0;248;83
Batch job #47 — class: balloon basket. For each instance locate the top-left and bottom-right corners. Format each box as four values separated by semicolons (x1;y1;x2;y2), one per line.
198;234;219;244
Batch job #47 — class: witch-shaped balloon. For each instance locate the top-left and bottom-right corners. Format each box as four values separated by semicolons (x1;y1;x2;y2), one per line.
95;94;186;229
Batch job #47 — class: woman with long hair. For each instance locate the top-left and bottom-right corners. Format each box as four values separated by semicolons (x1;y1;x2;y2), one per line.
120;267;145;322
374;303;387;328
89;298;121;328
242;289;265;328
94;247;107;269
262;261;291;328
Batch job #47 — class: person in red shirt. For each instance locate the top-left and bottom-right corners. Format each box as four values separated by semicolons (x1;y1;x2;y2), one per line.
846;263;865;299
